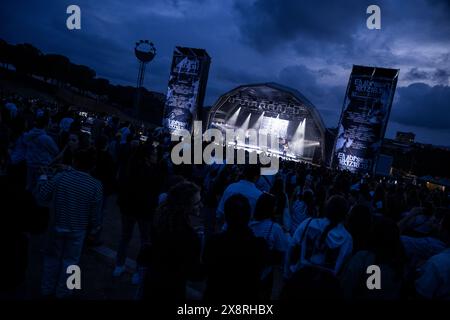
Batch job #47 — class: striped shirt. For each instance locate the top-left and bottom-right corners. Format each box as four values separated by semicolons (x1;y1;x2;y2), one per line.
38;168;103;231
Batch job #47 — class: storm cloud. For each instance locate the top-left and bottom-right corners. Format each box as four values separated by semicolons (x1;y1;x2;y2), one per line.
392;83;450;130
0;0;449;144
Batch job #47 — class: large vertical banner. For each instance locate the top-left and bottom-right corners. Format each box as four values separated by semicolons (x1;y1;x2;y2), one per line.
333;65;399;173
163;47;211;134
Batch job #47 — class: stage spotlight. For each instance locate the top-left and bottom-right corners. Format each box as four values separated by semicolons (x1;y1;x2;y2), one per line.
291;119;306;156
252;111;265;129
303;141;320;147
227;107;241;127
240;113;251;132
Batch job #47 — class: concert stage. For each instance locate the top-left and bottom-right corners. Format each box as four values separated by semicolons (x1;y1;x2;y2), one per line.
207;83;326;163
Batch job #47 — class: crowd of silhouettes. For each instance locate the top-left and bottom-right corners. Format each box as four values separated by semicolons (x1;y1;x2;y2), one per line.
1;92;449;300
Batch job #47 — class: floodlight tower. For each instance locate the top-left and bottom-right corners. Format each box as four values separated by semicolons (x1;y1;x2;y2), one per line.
134;40;156;117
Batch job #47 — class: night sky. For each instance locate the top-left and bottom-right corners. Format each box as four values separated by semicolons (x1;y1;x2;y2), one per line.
1;0;449;145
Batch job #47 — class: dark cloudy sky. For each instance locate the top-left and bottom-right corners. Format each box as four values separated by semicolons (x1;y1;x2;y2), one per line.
1;0;449;145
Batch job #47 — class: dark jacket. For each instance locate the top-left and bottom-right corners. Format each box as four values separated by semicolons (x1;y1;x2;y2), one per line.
0;174;48;292
203;227;269;301
117;161;161;219
142;225;202;301
93;150;117;196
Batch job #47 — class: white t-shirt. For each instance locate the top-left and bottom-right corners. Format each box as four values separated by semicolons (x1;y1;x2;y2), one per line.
216;180;262;219
415;248;450;300
289;218;353;275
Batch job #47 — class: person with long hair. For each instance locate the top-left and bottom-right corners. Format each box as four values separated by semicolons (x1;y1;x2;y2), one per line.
251;193;290;253
250;192;290;298
289;189;316;234
141;181;203;301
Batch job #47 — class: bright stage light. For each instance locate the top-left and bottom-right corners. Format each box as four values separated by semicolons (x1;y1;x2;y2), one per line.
251;112;265;129
240;113;251;132
227;107;241;127
291;119;306;156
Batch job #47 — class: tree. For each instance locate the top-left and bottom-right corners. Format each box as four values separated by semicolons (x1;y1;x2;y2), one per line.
11;43;42;76
91;77;110;97
0;39;14;69
68;64;96;95
41;54;70;87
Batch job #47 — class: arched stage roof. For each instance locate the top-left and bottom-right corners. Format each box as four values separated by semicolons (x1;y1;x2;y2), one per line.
208;82;327;162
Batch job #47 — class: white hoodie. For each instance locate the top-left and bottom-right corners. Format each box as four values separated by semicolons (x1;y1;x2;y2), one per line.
289;218;353;275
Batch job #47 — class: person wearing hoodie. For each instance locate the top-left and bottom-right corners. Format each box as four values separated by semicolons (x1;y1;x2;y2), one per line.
285;195;352;276
24;113;59;190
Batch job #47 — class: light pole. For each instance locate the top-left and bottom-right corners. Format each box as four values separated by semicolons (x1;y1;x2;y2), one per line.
134;40;156;117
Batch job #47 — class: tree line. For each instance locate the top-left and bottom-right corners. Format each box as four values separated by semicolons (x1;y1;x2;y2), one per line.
0;39;164;122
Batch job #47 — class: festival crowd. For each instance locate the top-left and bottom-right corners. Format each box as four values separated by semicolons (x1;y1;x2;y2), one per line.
0;93;449;300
